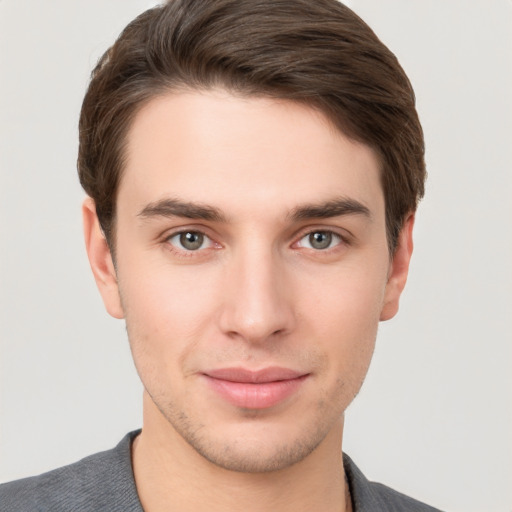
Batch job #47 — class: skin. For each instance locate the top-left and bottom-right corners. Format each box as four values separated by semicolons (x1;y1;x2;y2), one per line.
83;89;414;512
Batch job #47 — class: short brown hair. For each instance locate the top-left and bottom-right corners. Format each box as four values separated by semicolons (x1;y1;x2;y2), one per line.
78;0;425;252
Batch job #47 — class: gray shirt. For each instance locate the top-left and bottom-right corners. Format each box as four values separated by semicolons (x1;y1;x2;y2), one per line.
0;431;442;511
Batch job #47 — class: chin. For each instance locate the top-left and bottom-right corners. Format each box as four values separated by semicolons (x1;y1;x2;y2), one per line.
160;402;341;474
188;427;328;473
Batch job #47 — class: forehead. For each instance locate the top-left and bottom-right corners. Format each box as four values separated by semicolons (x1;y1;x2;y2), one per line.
119;89;384;218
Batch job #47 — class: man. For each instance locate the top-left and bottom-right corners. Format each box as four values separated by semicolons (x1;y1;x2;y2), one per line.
0;0;441;510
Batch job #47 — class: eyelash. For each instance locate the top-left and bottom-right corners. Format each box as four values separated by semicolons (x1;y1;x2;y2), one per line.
165;230;218;256
163;227;350;257
294;230;347;251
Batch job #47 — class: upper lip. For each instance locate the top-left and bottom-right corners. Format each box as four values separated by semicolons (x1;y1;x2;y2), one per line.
204;367;308;383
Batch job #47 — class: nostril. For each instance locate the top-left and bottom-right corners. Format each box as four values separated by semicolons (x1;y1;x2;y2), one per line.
216;261;296;343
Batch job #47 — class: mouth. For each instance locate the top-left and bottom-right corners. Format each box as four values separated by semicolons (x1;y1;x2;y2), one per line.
202;367;310;409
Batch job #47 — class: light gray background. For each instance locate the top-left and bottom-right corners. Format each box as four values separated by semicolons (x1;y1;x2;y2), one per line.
1;1;511;511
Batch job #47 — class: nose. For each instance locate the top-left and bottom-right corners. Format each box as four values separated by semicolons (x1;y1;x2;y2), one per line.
218;244;296;344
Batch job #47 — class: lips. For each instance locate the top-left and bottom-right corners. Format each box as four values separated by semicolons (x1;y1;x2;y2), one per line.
203;367;309;409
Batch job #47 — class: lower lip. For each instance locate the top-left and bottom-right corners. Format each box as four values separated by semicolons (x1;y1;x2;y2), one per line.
204;375;309;409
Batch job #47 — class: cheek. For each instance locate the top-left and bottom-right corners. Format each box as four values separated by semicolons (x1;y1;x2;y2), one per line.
297;264;386;377
117;263;221;374
299;261;388;332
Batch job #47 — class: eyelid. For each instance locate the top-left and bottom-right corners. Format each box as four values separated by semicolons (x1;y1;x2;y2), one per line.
161;223;215;240
299;231;339;248
167;231;213;250
291;226;352;251
159;224;352;255
162;225;222;254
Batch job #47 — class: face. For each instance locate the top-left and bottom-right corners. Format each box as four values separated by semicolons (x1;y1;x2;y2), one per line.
84;89;413;473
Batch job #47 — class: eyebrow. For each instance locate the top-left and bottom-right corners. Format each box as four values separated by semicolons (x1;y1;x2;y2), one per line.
137;198;226;222
288;197;371;221
137;196;371;223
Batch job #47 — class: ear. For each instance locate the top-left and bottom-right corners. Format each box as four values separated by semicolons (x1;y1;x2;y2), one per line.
380;213;415;321
82;197;124;319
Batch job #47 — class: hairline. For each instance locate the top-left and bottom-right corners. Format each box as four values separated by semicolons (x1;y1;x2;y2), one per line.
102;85;399;262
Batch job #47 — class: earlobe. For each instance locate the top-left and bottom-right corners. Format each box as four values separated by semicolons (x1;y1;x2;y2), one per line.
82;197;125;319
380;213;415;321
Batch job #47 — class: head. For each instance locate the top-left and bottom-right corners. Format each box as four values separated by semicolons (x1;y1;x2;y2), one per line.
80;0;425;474
78;0;425;255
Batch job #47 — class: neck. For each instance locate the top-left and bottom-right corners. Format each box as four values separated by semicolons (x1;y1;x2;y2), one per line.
132;394;351;512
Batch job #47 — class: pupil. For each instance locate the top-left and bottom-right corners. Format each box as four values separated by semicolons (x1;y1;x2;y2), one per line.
310;231;331;250
180;232;203;250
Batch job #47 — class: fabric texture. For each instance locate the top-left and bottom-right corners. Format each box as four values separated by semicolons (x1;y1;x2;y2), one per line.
0;430;442;511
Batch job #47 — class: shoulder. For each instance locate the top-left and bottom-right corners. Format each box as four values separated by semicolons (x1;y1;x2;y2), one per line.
364;482;443;512
0;431;142;512
343;453;444;512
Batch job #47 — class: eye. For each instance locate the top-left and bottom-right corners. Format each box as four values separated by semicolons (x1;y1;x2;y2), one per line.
167;231;213;251
297;230;343;250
